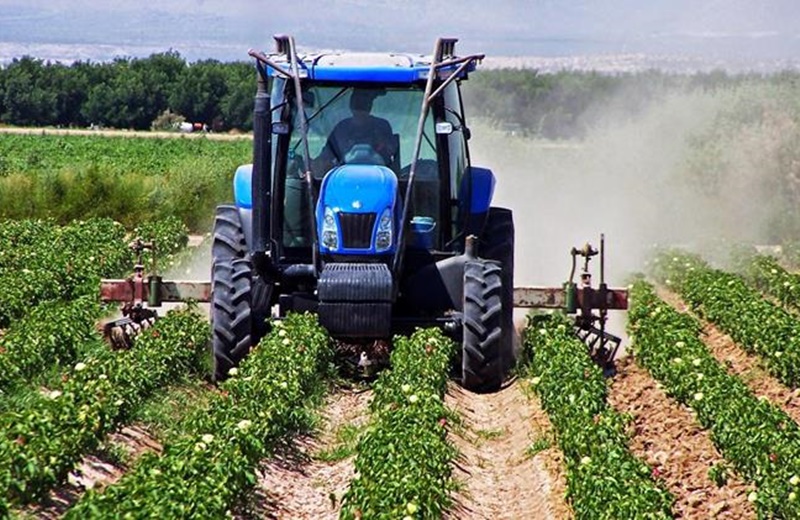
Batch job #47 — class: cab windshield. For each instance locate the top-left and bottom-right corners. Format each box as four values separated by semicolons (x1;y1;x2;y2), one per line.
288;84;436;175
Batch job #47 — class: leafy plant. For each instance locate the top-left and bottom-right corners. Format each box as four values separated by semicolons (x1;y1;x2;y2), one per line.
0;308;208;512
628;280;800;518
708;462;730;488
524;313;674;519
64;313;332;519
652;250;800;387
340;329;458;520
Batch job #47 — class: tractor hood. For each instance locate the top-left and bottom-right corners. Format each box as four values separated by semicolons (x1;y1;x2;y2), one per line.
320;165;396;212
316;164;398;255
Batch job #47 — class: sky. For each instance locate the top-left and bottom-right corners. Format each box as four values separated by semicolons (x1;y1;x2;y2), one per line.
1;1;800;69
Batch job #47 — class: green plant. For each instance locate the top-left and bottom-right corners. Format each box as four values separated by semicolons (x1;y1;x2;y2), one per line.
526;434;553;458
340;329;458;520
65;313;332;519
524;313;674;519
0;308;208;511
651;250;800;387
708;462;730;488
628;280;800;518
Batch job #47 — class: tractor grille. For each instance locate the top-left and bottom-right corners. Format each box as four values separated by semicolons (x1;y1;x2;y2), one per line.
338;212;376;249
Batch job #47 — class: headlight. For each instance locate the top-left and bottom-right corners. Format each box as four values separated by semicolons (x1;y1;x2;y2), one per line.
321;206;338;249
375;208;393;252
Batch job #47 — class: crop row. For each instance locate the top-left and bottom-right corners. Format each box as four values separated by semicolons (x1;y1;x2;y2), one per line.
524;314;674;519
0;134;251;179
66;310;332;518
0;308;208;517
628;280;800;518
0;134;250;229
652;250;800;387
0;216;188;328
0;218;129;326
341;329;458;520
736;252;800;312
0;297;98;393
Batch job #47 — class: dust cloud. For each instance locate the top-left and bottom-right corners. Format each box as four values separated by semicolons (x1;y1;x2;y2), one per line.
468;86;778;288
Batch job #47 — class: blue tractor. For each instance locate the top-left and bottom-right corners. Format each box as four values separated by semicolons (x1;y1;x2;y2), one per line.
101;36;628;391
211;35;515;392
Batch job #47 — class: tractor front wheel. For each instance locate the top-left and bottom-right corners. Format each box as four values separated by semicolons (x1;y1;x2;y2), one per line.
461;259;504;393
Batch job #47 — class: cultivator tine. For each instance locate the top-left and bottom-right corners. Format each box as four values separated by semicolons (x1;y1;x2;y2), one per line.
575;324;621;370
102;312;158;350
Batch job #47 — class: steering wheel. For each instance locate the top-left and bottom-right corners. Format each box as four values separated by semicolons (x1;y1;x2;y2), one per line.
343;144;386;166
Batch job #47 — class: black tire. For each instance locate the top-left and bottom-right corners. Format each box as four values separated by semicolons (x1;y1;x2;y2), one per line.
480;207;515;374
210;204;272;381
462;259;504;393
212;205;248;261
212;258;254;381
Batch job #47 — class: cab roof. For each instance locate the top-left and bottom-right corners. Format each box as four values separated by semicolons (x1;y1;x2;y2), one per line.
265;52;479;83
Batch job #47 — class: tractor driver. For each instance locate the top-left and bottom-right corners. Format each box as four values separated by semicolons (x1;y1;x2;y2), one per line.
312;89;397;175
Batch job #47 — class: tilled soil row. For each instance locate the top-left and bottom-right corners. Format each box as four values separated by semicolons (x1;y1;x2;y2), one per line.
608;358;755;519
247;386;372;520
446;380;571;520
21;425;162;519
657;287;800;425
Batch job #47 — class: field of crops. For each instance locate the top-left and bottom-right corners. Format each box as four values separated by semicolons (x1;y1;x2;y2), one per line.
6;132;800;519
0;133;251;230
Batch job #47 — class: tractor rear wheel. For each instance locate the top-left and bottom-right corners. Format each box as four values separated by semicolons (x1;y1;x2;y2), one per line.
211;258;254;381
481;207;515;373
212;205;248;260
211;204;271;381
462;259;504;393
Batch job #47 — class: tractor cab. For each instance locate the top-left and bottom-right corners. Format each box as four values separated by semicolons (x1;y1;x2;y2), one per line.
261;50;480;266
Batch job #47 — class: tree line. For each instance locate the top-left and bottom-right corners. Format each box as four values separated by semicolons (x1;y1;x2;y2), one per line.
2;51;800;137
0;52;256;131
463;68;800;139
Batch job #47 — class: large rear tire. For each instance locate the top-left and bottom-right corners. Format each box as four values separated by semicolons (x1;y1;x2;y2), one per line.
212;205;248;260
481;207;515;374
211;258;253;381
211;205;272;381
462;259;504;393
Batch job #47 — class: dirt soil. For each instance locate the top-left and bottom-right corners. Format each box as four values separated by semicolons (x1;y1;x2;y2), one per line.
608;358;756;519
244;386;372;520
21;425;162;519
658;287;800;425
445;380;571;520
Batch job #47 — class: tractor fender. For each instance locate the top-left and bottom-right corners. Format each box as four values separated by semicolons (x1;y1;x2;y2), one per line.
233;164;255;250
402;254;469;314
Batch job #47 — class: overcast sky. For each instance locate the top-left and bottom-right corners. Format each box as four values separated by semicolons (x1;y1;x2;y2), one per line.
1;0;799;65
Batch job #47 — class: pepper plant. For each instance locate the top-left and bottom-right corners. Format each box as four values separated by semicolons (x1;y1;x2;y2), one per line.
341;329;458;520
629;280;800;518
524;313;674;519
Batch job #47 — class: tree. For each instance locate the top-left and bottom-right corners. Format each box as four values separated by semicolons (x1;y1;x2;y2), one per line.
1;57;57;126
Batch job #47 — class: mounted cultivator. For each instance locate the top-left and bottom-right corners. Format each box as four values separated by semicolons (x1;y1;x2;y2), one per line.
514;234;627;368
99;35;627;388
100;239;211;349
